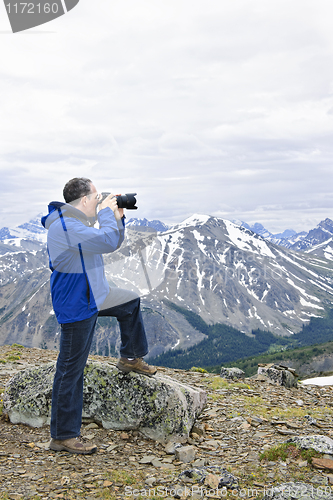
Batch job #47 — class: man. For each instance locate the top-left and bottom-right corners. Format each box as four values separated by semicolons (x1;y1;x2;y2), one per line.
41;177;156;455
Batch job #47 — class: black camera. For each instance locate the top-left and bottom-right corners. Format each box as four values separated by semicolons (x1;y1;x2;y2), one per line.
100;192;138;210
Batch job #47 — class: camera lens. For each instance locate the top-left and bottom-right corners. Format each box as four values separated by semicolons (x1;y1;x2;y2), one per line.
116;193;137;210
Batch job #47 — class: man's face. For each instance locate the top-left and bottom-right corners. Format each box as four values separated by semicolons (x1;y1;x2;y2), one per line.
82;183;100;218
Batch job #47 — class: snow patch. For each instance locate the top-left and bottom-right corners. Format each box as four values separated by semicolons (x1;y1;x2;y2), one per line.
224;220;275;257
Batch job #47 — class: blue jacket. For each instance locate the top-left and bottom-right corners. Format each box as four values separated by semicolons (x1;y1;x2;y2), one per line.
41;202;125;324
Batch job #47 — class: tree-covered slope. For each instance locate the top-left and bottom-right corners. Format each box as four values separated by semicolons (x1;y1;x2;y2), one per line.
151;302;333;371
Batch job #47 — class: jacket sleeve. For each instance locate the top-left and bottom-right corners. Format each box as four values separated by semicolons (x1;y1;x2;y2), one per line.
61;208;125;255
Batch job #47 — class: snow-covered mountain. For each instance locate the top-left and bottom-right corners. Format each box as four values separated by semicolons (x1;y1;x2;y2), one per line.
237;220;307;249
126;217;170;232
292;218;333;252
105;214;333;336
1;213;333;356
236;221;274;239
0;214;47;245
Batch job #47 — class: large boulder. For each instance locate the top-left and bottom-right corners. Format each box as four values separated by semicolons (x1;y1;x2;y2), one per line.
3;361;207;443
257;363;298;388
220;367;245;379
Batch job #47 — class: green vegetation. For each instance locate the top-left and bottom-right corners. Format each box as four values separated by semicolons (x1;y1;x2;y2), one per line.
107;470;137;485
164;300;211;333
295;308;333;346
210;376;250;390
0;344;24;365
6;355;20;361
220;341;333;377
151;302;333;372
259;442;321;463
151;303;291;370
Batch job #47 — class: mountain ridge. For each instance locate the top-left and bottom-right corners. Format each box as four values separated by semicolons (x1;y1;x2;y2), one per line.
2;212;333;256
1;213;333;361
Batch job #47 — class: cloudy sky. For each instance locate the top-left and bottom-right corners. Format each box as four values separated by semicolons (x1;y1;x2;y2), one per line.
1;0;333;233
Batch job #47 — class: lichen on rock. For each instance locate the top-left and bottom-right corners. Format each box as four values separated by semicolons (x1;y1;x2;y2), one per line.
3;360;207;443
257;364;298;387
220;367;245;379
262;482;333;500
3;362;55;427
287;435;333;455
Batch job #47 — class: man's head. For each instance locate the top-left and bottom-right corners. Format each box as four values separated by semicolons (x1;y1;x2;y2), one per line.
63;177;93;204
63;177;100;218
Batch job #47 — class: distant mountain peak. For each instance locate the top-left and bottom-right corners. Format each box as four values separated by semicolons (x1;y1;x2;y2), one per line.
176;214;211;229
0;214;47;244
126;218;170;233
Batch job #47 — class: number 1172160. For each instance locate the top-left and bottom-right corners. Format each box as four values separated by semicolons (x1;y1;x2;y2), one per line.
5;3;60;14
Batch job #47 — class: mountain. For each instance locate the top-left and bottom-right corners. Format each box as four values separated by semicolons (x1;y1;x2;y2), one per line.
126;217;170;232
292;218;333;258
1;213;333;360
237;221;274;239
271;231;308;249
237;220;306;249
105;214;333;335
238;218;333;256
0;218;205;356
0;214;47;245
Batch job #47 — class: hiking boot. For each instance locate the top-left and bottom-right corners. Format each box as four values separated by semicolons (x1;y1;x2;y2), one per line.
116;357;157;377
49;437;97;455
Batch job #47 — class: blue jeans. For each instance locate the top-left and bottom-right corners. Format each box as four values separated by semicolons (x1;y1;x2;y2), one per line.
50;297;148;440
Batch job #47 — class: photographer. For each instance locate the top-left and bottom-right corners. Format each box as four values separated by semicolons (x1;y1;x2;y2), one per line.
41;177;156;455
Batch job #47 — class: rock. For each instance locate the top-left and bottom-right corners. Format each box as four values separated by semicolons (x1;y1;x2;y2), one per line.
103;480;113;487
35;441;50;450
304;415;317;425
164;441;182;454
287;435;333;455
204;473;220;489
220;367;245;379
139;455;157;464
4;362;207;442
277;429;298;436
120;432;130;440
151;458;164;468
262;482;333;500
257;364;298;388
2;345;333;500
193;458;207;467
192;423;206;436
175;445;196;463
312;457;333;471
179;467;239;489
3;361;207;443
3;363;55;427
85;422;99;430
205;440;220;449
247;417;261;427
145;477;156;486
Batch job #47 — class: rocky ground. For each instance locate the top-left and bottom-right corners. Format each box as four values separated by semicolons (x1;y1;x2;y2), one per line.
1;344;333;500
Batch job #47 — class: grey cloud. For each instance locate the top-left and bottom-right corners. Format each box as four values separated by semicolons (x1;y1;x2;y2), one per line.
1;0;333;233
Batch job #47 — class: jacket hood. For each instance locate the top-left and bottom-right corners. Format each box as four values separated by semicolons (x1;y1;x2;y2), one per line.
41;202;95;230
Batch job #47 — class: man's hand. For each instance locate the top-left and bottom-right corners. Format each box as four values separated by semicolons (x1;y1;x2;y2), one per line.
99;193;124;220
